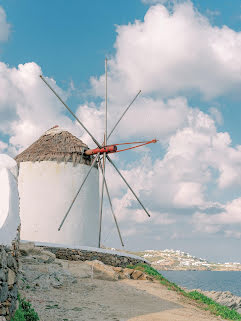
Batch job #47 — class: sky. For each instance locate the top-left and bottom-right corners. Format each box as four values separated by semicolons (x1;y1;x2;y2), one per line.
0;0;241;262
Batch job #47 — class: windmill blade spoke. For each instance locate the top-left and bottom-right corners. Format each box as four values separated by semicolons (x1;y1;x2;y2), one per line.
105;58;108;140
106;155;150;218
107;90;141;142
98;152;106;247
99;157;124;247
40;75;101;148
58;153;100;231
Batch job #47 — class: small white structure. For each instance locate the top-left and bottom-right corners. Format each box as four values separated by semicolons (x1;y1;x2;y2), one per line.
0;154;20;245
16;126;99;247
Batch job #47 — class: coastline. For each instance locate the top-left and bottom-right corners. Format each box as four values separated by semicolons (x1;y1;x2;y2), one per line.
187;289;241;314
126;249;241;272
153;266;241;271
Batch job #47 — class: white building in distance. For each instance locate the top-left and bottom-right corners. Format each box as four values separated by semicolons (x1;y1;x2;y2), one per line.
15;126;99;247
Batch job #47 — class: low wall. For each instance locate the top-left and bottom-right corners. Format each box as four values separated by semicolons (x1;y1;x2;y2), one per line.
40;245;150;267
0;228;20;321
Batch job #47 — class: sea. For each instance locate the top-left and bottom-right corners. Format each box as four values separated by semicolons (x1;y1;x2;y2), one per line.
160;270;241;297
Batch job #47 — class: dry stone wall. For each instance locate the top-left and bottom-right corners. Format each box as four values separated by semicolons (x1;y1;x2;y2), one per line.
0;228;20;321
41;246;150;267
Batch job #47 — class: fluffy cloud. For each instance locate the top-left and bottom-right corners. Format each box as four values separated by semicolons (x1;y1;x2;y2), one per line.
224;230;241;239
192;197;241;237
0;62;83;153
102;103;241;242
0;7;10;42
91;1;241;99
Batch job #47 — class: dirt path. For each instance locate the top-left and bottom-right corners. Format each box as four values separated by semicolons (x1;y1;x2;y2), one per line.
19;249;224;321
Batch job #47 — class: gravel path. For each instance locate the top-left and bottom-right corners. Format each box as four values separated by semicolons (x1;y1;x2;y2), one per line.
19;248;224;321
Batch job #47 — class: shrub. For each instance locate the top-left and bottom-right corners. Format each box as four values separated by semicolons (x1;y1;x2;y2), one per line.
11;295;39;321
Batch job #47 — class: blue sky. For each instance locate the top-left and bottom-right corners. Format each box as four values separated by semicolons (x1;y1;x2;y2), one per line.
1;0;241;262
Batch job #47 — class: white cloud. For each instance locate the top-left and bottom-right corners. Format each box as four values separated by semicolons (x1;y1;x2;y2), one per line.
192;197;241;236
0;141;7;152
224;230;241;239
0;62;83;153
104;104;241;221
209;107;223;125
92;1;241;99
0;7;10;42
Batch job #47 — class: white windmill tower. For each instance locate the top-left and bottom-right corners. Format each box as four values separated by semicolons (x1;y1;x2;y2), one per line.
39;59;157;248
16;126;100;247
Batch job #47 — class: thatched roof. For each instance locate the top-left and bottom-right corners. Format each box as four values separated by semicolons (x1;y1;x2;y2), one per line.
15;126;93;166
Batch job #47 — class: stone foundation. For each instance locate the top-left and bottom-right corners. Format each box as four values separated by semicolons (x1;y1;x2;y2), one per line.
40;246;149;268
0;228;20;321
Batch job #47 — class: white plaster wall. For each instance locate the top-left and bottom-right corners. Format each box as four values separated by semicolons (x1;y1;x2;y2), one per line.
18;161;99;247
0;155;20;245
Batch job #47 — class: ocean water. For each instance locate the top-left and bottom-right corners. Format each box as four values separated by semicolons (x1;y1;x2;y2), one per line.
160;271;241;297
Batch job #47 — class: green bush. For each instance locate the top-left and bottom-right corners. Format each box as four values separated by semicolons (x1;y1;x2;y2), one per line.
11;295;39;321
188;291;241;320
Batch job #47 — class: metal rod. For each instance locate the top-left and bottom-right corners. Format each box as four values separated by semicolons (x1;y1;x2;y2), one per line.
98;157;124;247
98;143;106;247
106;154;151;217
105;58;108;142
40;75;101;148
107;90;141;142
58;153;100;231
40;73;149;221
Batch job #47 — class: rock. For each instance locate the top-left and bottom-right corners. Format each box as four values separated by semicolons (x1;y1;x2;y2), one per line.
131;270;143;280
122;268;134;278
0;283;8;302
19;242;35;256
32;251;56;264
19;262;77;291
0;250;7;268
0;307;7;316
0;316;7;321
138;273;148;280
0;270;6;282
86;260;119;281
7;269;15;286
146;275;155;282
113;267;122;273
9;284;17;300
193;290;241;313
68;262;92;279
9;299;17;316
6;255;17;270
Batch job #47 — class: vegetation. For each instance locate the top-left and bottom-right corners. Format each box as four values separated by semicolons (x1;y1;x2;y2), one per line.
127;263;241;321
11;295;39;321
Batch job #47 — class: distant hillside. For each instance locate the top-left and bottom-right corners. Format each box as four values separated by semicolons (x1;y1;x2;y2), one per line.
126;249;241;271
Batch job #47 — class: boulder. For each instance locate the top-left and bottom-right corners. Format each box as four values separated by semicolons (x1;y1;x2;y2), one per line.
7;269;15;286
113;267;123;273
86;260;119;281
32;250;56;264
122;268;134;278
131;270;143;280
19;242;36;256
138;273;148;280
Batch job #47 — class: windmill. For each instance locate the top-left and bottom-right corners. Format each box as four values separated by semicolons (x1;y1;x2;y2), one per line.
40;59;157;248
